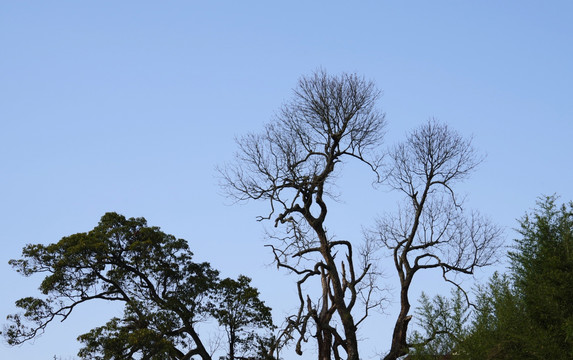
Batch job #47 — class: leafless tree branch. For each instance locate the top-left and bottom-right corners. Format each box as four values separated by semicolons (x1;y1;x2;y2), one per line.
372;119;503;360
221;70;386;360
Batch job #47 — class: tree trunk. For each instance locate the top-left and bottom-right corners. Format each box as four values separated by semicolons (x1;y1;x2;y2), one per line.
317;271;333;360
317;228;360;360
229;328;236;360
384;286;412;360
341;316;359;360
317;328;332;360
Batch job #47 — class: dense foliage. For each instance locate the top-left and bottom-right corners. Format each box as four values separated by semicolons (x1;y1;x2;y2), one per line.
4;212;273;360
213;275;274;360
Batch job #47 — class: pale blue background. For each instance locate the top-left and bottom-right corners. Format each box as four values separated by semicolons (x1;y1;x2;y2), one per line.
2;2;572;359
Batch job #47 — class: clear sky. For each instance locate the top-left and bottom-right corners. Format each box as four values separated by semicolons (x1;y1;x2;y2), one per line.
1;2;572;359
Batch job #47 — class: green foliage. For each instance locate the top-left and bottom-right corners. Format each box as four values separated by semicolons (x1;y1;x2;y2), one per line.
508;195;573;358
460;273;529;360
212;275;274;359
408;289;469;359
3;212;273;360
409;196;573;360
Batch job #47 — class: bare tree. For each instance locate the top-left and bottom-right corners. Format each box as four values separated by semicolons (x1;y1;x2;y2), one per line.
372;120;503;360
220;70;386;360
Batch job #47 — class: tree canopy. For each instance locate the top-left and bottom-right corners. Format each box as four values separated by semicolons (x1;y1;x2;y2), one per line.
4;212;273;360
213;275;274;360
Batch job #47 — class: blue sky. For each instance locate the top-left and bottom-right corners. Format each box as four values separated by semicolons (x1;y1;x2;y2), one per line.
1;2;572;359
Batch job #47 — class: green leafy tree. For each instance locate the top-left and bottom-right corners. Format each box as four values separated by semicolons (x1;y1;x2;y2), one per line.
3;212;269;360
460;273;528;360
212;275;274;360
508;195;573;358
408;289;469;359
463;197;573;359
409;275;531;360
